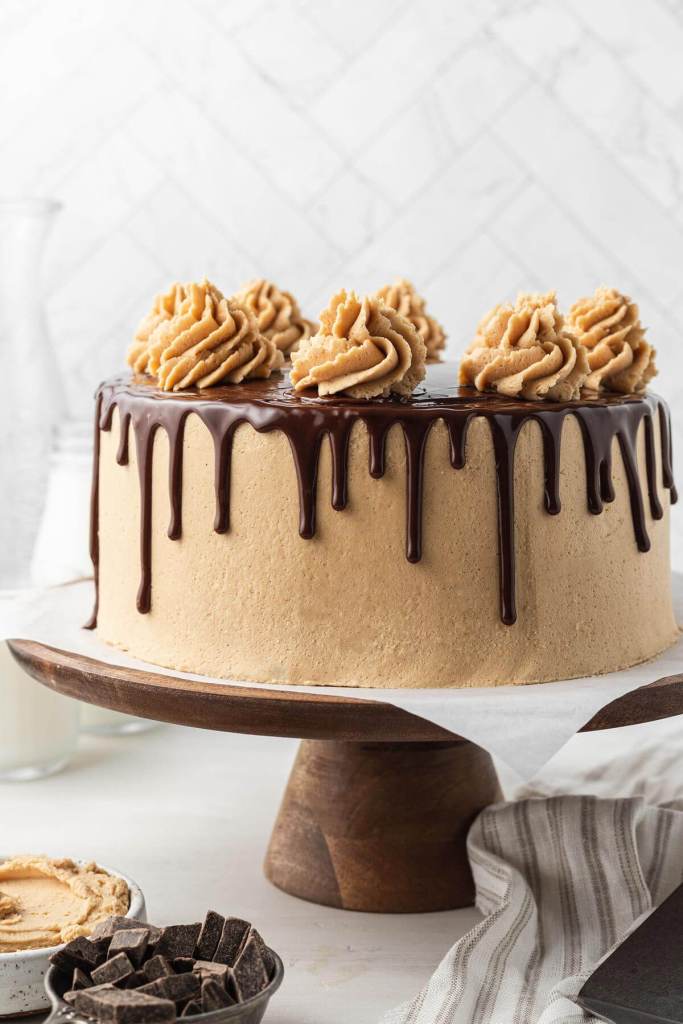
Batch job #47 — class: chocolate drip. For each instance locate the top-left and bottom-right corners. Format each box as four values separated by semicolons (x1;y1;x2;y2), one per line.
201;408;238;534
87;367;677;629
489;416;524;625
115;410;130;465
283;425;322;540
445;413;473;471
575;407;616;514
402;419;434;563
134;419;159;614
537;418;563;516
365;418;390;479
84;393;103;630
328;422;352;512
659;401;678;504
643;415;663;522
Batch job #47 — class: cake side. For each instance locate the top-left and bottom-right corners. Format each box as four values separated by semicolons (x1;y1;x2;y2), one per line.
92;369;678;688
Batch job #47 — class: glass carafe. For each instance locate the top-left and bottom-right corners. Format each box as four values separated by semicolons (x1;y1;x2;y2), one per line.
0;200;80;780
0;199;64;587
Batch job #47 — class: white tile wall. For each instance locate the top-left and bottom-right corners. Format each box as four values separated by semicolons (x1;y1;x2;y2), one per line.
2;0;682;451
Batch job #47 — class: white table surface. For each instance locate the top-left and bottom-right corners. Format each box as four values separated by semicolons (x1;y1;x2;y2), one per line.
4;706;683;1024
3;721;483;1024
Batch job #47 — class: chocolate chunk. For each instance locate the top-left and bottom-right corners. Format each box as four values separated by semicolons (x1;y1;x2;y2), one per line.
142;955;173;982
91;916;160;943
72;967;93;991
91;952;134;986
180;999;202;1017
172;957;195;973
213;917;250;966
74;987;175;1023
201;978;235;1011
232;935;269;1001
66;982;115;1005
108;928;149;967
249;927;275;977
195;910;224;961
123;971;147;989
138;973;200;1004
193;960;228;982
154;923;201;960
50;936;103;973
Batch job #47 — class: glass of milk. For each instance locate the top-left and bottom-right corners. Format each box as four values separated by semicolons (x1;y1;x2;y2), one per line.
0;641;80;781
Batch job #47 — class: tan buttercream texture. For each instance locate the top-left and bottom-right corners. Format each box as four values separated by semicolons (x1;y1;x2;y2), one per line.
290;290;426;398
375;278;445;361
0;856;129;952
235;278;315;356
127;282;188;371
459;291;589;402
0;892;19;918
96;405;677;689
127;280;283;391
566;287;657;393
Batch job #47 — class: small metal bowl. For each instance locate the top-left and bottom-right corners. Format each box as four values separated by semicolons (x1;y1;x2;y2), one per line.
44;949;284;1024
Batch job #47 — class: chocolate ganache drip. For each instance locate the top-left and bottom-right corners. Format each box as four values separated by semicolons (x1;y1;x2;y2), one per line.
87;365;677;628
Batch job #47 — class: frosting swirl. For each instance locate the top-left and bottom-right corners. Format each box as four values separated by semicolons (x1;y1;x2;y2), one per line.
235;278;315;356
375;278;445;361
566;287;657;393
127;282;187;374
459;291;589;402
128;280;283;391
290;290;426;399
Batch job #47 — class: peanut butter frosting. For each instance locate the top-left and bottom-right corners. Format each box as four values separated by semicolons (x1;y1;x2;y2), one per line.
127;282;187;372
459;291;590;402
375;278;445;361
0;856;129;952
0;892;19;919
127;280;283;391
290;290;426;399
566;286;657;393
235;278;315;356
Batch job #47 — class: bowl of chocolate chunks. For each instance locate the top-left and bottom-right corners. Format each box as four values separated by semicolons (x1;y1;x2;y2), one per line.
44;910;284;1023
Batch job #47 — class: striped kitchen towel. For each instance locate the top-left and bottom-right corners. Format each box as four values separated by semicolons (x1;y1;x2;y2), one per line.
383;796;683;1024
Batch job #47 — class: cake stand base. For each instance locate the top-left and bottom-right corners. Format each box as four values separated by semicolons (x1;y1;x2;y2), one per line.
9;639;683;914
265;738;501;913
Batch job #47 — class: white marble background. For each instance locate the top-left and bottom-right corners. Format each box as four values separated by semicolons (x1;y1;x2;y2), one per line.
2;0;682;431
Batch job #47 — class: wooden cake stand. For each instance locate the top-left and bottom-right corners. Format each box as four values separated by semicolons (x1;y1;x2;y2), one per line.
9;640;683;914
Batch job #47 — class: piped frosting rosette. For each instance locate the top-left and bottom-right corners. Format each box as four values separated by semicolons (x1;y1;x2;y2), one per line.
235;278;315;356
290;290;426;399
566;286;657;394
127;282;188;372
459;291;589;402
127;280;283;391
375;278;445;361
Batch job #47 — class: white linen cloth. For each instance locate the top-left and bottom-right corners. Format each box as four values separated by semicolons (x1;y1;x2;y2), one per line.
383;718;683;1024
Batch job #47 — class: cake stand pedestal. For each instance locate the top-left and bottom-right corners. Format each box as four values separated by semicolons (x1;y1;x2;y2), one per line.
9;640;683;914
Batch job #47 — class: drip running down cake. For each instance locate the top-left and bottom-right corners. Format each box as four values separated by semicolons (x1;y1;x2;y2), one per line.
88;283;678;688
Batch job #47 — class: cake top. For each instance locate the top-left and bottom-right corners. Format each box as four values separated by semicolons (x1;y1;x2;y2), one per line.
125;279;659;403
109;359;660;417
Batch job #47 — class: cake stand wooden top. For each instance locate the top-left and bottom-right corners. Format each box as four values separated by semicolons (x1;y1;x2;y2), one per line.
8;639;683;742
